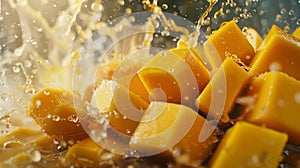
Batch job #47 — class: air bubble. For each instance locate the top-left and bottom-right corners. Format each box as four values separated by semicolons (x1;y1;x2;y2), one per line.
68;115;79;123
0;93;8;101
162;4;168;9
91;2;103;12
52;115;61;122
12;66;20;73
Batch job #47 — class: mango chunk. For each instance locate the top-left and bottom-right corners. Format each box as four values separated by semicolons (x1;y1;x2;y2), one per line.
113;52;151;103
244;27;263;52
249;25;300;81
29;88;88;141
65;138;116;167
293;27;300;39
137;48;210;108
204;20;255;69
130;102;217;166
210;121;288;168
242;72;300;144
91;80;148;135
195;57;250;123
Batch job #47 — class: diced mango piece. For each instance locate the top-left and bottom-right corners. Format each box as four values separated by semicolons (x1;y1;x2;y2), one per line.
195;57;250;123
137;48;210;108
293;27;300;39
242;72;300;144
29;88;88;141
65;138;115;166
130;102;217;166
204;20;255;69
244;27;263;52
91;80;148;135
113;52;151;103
249;25;300;81
210;121;288;168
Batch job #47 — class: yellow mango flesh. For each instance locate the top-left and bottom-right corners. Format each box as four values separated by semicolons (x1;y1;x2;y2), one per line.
137;48;209;108
204;20;255;69
29;88;88;141
65;138;109;166
249;25;300;81
92;80;148;135
242;72;300;144
113;52;151;103
210;121;288;168
293;27;300;39
195;57;250;123
245;27;263;52
130;102;217;166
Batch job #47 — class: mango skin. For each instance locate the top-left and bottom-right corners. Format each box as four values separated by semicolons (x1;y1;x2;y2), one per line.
29;88;88;141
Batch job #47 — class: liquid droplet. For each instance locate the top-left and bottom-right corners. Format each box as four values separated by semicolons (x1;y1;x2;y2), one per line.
52;115;61;122
0;94;8;101
31;150;41;162
295;92;300;104
162;4;168;9
269;62;282;72
12;66;21;73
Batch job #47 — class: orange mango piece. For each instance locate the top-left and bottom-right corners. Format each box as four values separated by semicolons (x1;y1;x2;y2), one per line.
242;72;300;144
210;121;288;168
195;57;250;123
293;27;300;39
249;25;300;81
113;51;151;103
91;80;148;135
204;20;255;69
130;101;217;167
137;48;210;108
244;27;263;52
29;88;88;141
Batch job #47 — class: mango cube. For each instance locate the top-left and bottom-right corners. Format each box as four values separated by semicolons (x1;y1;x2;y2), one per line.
29;88;88;141
195;57;250;123
210;121;288;168
249;25;300;81
137;48;210;108
113;52;151;103
204;20;255;69
91;80;148;135
242;72;300;144
244;28;263;52
293;27;300;39
130;102;217;166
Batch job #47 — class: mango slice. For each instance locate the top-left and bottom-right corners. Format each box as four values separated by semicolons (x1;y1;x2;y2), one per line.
210;121;288;168
293;27;300;39
29;88;88;141
130;102;217;166
91;80;148;135
195;57;250;123
244;27;263;52
65;138;116;167
204;20;255;69
249;25;300;81
137;48;209;108
242;72;300;144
